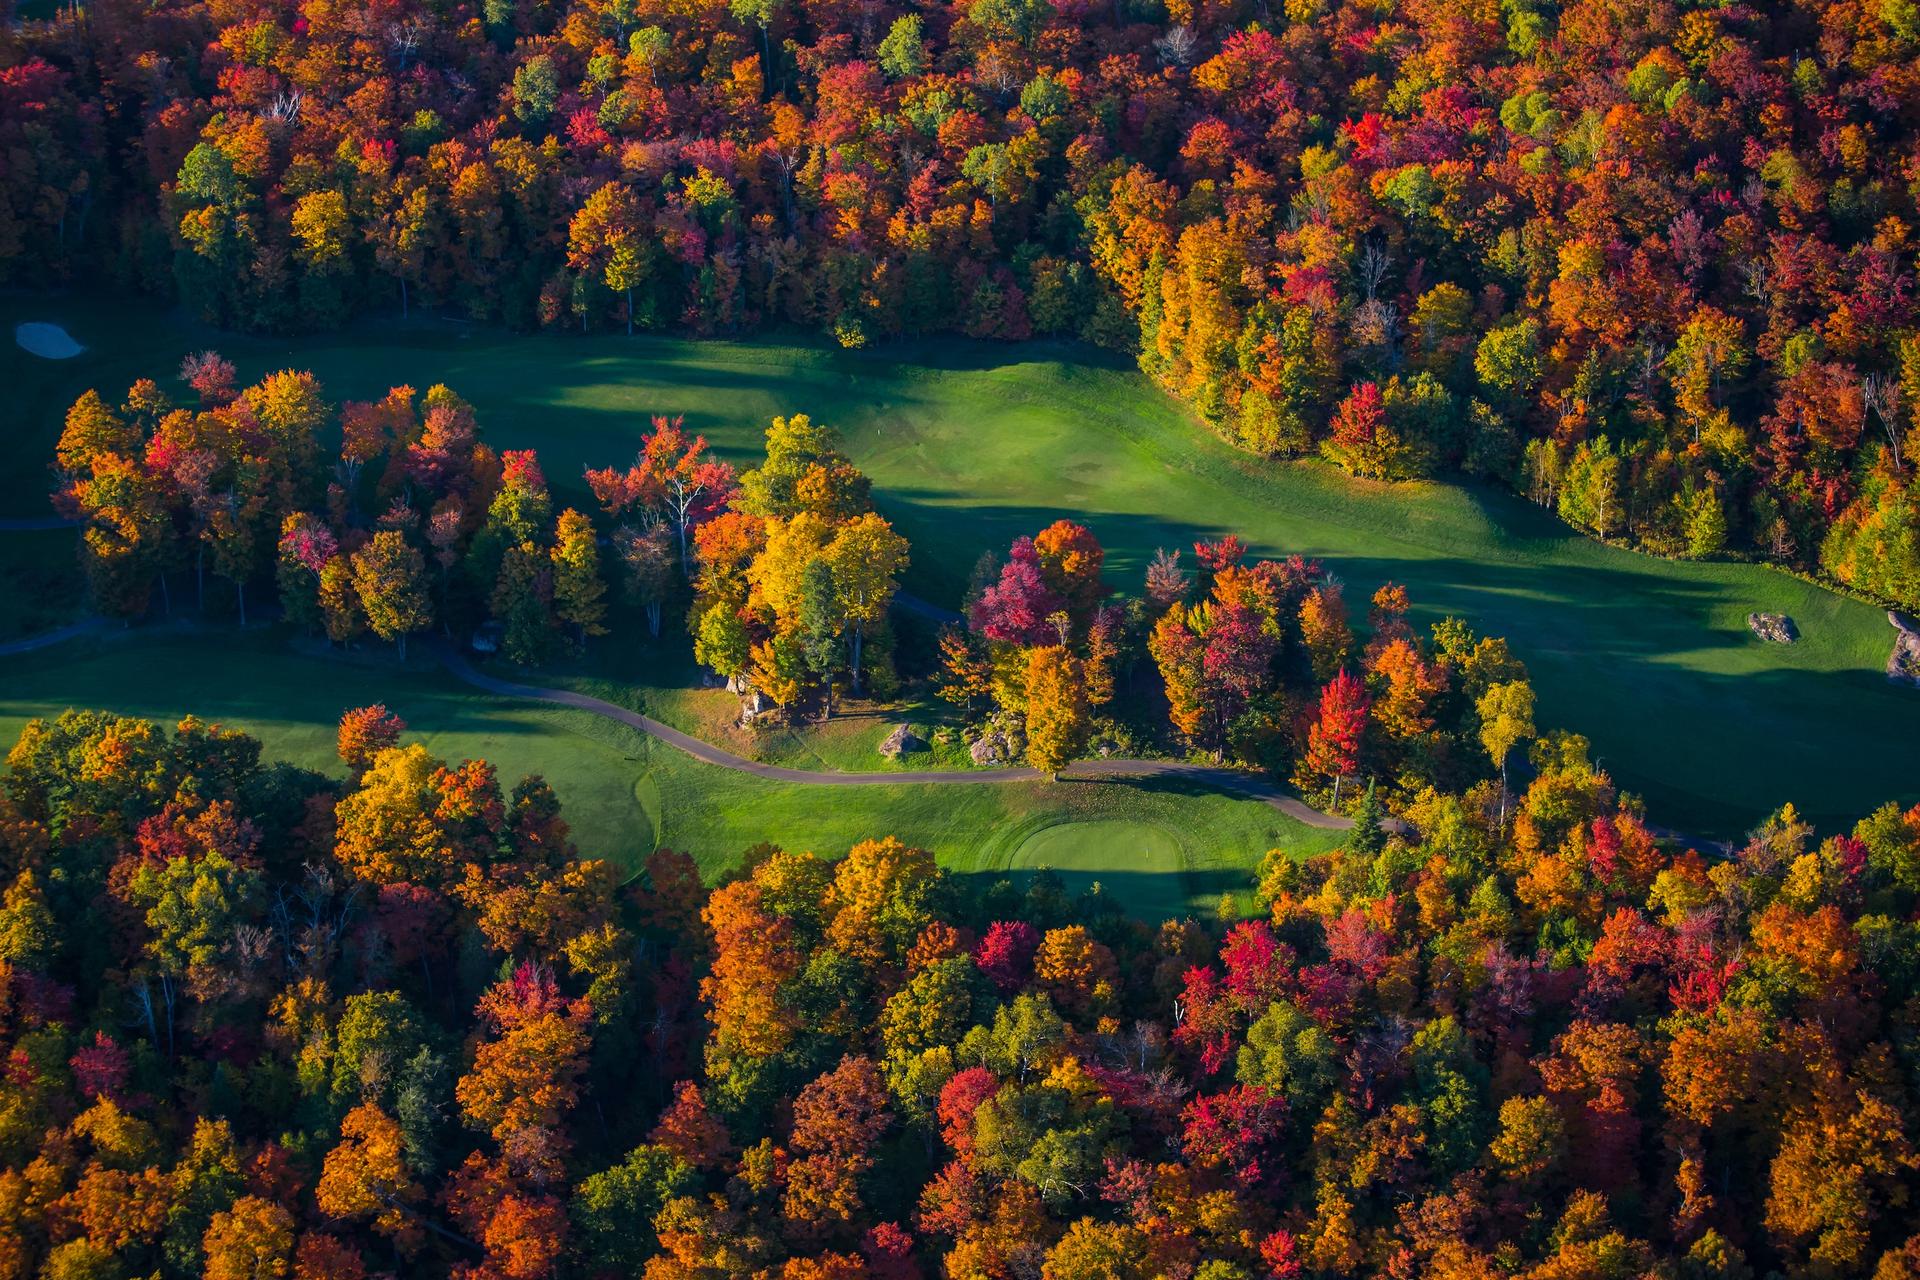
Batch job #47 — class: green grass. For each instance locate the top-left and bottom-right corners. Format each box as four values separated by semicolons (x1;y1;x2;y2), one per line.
4;295;1915;836
0;628;1333;915
0;528;84;642
1010;819;1189;921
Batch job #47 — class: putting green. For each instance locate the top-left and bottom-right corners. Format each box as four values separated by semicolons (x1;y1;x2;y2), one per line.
1009;819;1194;920
2;294;1914;835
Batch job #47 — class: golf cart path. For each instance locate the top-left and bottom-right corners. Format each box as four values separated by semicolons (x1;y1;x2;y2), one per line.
0;618;104;658
435;644;1353;830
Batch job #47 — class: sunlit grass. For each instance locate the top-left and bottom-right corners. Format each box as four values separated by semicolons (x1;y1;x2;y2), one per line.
0;629;1337;916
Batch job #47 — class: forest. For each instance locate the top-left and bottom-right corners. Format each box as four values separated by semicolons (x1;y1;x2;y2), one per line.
3;696;1920;1278
4;0;1920;607
52;356;1549;818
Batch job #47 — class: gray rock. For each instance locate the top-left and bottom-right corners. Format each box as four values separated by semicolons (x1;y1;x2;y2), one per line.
1891;626;1920;687
969;734;1007;766
1747;612;1798;644
879;724;928;758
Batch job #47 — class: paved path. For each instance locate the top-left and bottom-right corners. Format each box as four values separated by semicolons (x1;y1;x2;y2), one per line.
893;592;964;627
435;644;1352;830
0;618;104;657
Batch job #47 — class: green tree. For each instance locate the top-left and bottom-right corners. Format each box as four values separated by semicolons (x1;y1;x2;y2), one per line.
512;55;560;125
492;542;557;665
571;1145;696;1274
1237;999;1337;1115
1475;316;1543;404
331;991;424;1110
798;556;844;714
351;531;433;660
125;851;264;998
877;14;927;78
694;600;752;681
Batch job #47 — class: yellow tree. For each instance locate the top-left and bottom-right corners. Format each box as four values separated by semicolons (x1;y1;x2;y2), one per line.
1024;646;1088;780
316;1104;424;1251
826;512;908;693
350;530;432;660
1476;679;1535;829
1370;638;1447;740
290;189;352;276
1298;584;1352;682
551;509;609;646
202;1195;296;1280
747;511;835;628
569;181;646;333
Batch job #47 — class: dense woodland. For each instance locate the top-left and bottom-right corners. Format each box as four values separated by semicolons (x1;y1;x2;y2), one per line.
5;0;1920;604
3;697;1920;1278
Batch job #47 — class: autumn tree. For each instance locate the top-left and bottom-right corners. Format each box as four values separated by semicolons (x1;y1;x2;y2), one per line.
1023;646;1089;779
551;509;609;647
352;531;433;660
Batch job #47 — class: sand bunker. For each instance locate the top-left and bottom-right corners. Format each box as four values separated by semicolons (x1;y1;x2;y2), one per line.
14;322;83;359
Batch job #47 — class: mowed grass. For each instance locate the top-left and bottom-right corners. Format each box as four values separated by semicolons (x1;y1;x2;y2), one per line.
1010;819;1190;922
0;628;1335;916
4;295;1915;835
0;528;85;642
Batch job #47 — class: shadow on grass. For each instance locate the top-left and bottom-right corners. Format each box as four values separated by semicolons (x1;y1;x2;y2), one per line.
962;866;1254;923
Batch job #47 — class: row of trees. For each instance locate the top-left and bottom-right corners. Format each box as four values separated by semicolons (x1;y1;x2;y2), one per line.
4;695;1920;1277
55;362;757;667
55;363;929;706
937;523;1538;813
9;0;1920;604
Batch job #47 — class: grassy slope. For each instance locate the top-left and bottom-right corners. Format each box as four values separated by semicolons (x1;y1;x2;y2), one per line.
0;628;1334;915
3;295;1913;835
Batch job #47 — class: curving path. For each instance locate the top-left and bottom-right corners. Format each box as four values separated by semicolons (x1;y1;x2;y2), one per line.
0;618;104;658
435;644;1354;831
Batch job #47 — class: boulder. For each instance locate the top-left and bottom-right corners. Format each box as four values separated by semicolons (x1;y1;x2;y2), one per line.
1890;612;1920;687
1746;612;1798;644
879;724;927;758
470;621;504;654
969;734;1008;766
